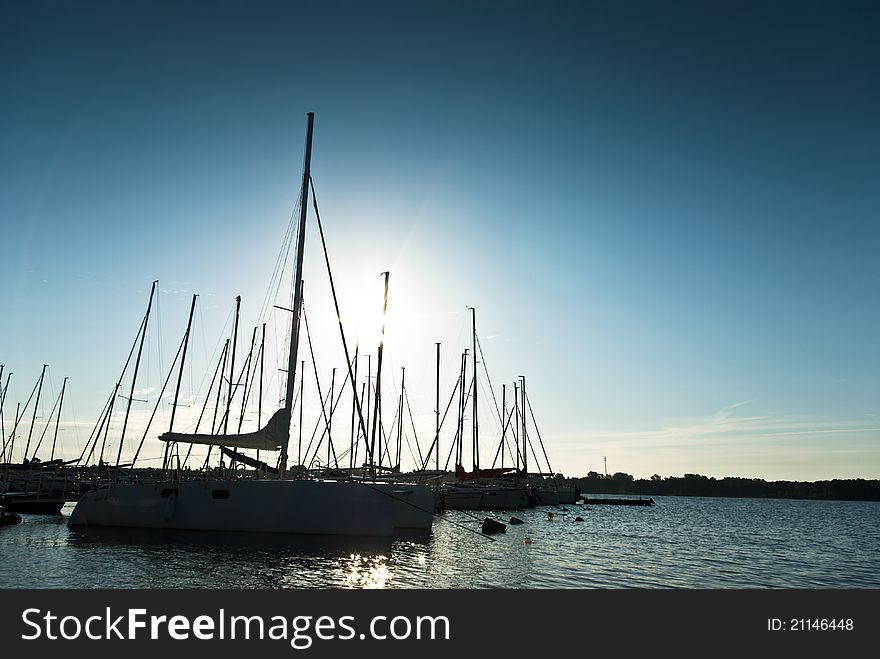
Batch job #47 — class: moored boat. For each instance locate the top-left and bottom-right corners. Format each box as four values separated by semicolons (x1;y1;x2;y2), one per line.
69;113;434;537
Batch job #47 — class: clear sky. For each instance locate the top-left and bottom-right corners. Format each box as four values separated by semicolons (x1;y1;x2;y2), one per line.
2;0;878;481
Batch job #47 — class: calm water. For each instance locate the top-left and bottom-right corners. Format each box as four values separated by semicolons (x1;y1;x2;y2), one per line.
1;496;878;588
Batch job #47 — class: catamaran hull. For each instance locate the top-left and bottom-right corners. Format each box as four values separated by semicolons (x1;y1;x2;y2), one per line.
68;480;431;537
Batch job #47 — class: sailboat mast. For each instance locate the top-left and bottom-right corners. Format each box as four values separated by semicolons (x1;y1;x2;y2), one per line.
370;271;390;474
297;359;304;467
257;322;265;469
225;295;241;436
327;367;336;468
24;364;47;461
397;367;405;471
163;294;197;470
348;344;359;469
501;383;506;469
116;280;158;467
9;402;20;463
0;368;8;463
456;350;467;469
470;307;478;472
435;342;440;471
520;375;527;475
281;111;315;478
50;376;68;462
513;381;520;473
365;355;371;464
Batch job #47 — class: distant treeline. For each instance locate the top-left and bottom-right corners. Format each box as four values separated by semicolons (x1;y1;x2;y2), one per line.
568;472;880;501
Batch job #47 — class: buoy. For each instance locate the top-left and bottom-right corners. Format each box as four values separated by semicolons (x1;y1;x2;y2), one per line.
546;512;556;521
509;516;524;525
481;518;507;534
523;537;532;544
574;516;584;522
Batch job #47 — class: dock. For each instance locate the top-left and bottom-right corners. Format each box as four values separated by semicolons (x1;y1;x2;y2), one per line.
580;497;655;506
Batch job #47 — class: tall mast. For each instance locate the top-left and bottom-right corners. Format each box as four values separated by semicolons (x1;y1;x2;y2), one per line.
24;364;47;461
469;307;478;472
397;367;405;471
456;350;467;469
259;323;266;428
0;368;8;463
348;343;359;469
237;326;258;433
257;322;265;470
365;354;371;465
9;402;20;463
327;367;336;468
435;342;440;471
501;383;506;469
513;381;520;473
50;376;68;462
280;111;315;478
370;271;390;473
163;294;198;470
116;280;158;467
225;295;241;436
297;359;304;467
520;375;527;475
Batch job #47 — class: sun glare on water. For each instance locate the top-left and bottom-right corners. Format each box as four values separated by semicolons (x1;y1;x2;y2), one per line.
343;553;392;589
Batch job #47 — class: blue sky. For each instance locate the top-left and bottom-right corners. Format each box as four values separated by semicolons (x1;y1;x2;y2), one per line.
1;0;878;480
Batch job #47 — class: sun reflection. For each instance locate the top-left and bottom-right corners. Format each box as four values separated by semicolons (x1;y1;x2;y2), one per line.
343;553;392;589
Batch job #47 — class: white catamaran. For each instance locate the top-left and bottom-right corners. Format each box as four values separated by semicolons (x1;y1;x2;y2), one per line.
69;113;434;537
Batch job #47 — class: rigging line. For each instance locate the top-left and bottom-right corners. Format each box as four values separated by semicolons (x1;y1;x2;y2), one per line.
490;403;519;469
257;192;302;326
437;373;466;473
77;391;113;465
309;175;373;465
305;361;354;469
303;363;353;468
402;387;423;458
361;482;497;542
235;327;258;434
525;391;554;476
155;283;164;390
130;325;186;468
182;337;228;467
57;379;79;461
302;386;333;467
475;333;504;427
30;383;64;459
377;403;400;468
419;371;464;471
402;387;423;468
302;306;340;469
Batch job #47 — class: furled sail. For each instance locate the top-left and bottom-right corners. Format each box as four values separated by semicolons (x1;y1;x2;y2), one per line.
219;447;279;474
158;408;289;451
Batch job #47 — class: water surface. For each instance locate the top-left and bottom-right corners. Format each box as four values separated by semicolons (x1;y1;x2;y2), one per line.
1;496;877;588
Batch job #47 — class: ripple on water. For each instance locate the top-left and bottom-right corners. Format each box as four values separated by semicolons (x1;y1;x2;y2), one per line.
1;497;878;588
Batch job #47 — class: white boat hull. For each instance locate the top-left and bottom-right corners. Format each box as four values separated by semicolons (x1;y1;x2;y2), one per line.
69;479;432;537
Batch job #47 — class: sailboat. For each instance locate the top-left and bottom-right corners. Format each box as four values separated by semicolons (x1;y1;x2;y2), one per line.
1;367;79;514
69;113;434;537
439;308;531;510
